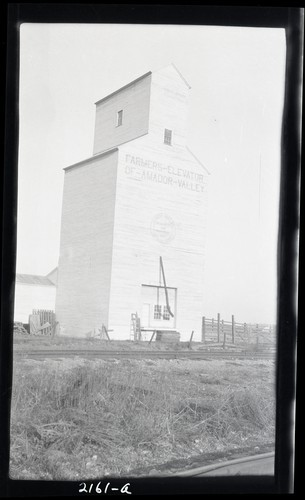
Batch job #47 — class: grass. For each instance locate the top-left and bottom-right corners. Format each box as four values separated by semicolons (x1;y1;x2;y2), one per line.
10;358;276;479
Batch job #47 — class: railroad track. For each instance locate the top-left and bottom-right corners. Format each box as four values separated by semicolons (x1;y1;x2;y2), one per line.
170;451;275;477
127;443;275;477
14;348;276;360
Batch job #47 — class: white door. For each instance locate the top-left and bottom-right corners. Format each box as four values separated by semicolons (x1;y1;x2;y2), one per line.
141;285;176;329
142;303;150;327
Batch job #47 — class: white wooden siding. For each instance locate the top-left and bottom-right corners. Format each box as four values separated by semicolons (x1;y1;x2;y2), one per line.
55;151;118;337
57;65;209;340
149;65;190;149
93;74;152;155
14;284;56;324
108;133;208;340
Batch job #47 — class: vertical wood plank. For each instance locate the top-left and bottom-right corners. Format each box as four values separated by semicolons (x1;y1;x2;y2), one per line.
222;319;226;349
256;323;259;350
149;330;156;344
188;330;194;349
201;316;206;343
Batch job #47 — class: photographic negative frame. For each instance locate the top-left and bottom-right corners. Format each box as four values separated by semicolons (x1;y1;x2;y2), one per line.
0;4;302;496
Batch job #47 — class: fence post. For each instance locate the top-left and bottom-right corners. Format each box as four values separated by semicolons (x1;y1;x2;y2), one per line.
201;317;206;343
52;321;59;338
137;315;142;341
188;331;194;349
102;324;111;341
232;315;235;344
149;330;156;344
244;322;247;343
222;320;226;349
217;313;220;343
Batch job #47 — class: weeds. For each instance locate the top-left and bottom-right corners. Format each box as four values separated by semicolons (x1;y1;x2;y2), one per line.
10;358;275;479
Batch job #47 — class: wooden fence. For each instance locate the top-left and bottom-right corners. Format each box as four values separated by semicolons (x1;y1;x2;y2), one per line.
30;309;56;336
201;314;276;349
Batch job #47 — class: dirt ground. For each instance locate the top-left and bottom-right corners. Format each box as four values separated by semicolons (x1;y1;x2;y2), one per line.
13;335;202;350
13;334;266;352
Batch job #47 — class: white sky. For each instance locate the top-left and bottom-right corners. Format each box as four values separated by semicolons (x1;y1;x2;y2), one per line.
17;24;286;324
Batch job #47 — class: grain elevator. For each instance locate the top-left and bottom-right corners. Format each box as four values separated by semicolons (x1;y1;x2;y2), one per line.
56;64;209;340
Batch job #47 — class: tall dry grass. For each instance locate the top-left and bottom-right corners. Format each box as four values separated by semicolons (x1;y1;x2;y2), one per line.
10;359;275;478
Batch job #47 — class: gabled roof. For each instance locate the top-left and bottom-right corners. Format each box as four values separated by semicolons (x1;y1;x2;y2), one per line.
186;147;211;175
16;274;56;286
65;65;209;174
94;64;191;108
170;63;192;89
95;71;152;106
46;266;58;277
46;267;58;285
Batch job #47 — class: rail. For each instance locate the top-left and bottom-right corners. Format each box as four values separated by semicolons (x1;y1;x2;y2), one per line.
14;348;276;360
170;451;275;477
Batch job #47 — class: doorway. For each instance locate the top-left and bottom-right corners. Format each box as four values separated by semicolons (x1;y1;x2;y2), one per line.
141;285;177;329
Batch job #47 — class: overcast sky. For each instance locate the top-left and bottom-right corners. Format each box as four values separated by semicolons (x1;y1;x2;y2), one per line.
17;24;286;324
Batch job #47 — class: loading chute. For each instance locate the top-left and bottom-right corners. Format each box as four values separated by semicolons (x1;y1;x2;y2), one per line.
159;256;174;318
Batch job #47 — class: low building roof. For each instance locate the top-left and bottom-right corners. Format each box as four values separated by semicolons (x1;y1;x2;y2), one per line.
16;274;56;286
64;147;118;172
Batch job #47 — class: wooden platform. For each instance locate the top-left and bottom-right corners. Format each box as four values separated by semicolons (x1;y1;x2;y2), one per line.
155;330;180;343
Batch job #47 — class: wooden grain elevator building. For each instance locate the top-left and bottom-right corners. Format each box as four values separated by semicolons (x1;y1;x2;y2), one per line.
56;64;209;340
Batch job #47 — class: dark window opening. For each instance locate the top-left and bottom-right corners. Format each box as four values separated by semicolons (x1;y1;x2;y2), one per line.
154;305;162;320
163;306;170;320
117;110;123;127
164;129;172;145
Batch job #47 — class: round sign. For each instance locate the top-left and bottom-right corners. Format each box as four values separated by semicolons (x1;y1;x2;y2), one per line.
151;213;176;244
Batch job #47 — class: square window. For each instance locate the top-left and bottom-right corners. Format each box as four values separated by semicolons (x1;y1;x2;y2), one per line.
117;110;123;127
163;306;170;320
164;129;172;145
154;305;162;320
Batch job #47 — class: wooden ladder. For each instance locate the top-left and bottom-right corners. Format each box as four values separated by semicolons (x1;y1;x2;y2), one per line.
130;313;141;341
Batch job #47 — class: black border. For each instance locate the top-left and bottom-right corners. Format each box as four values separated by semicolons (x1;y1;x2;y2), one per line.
1;3;302;496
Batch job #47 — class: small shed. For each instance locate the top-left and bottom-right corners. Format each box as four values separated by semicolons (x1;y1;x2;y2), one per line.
14;269;57;324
